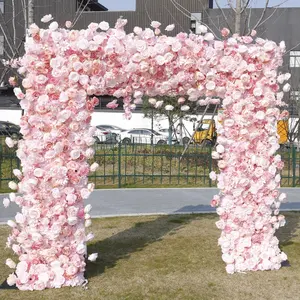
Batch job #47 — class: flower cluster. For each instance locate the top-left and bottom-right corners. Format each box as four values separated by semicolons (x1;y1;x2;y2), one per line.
209;51;290;272
5;15;289;289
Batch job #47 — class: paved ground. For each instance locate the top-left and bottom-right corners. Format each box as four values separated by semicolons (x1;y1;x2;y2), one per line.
0;188;299;223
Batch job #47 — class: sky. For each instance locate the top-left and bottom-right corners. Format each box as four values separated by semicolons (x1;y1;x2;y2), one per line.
99;0;300;11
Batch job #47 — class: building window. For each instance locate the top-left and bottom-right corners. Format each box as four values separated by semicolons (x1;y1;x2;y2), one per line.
0;0;3;13
289;90;300;116
190;13;203;35
77;0;108;11
289;51;300;68
0;35;4;56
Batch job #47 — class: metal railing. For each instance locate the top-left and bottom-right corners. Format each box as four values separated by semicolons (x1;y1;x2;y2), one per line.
0;140;299;191
90;143;215;188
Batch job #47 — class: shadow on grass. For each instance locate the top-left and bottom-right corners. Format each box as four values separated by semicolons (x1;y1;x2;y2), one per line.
86;214;216;279
277;212;300;247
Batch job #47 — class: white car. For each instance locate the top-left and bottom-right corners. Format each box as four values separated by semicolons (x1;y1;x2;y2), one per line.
158;128;190;144
96;125;123;141
120;128;168;145
94;126;117;144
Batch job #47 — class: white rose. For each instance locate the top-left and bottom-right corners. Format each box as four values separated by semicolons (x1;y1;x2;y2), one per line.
284;73;291;81
255;111;265;120
68;72;80;82
85;219;92;227
180;105;190;112
211;151;220;160
148;98;157;106
49;21;59;31
134;26;143;35
5;137;15;148
264;41;276;52
90;162;99;172
6;258;16;269
3;198;10;208
7;273;17;286
165;24;175;31
99;21;109;31
155;100;164;109
86;233;94;242
8;181;18;190
136;40;147;52
204;33;214;41
76;243;87;255
88;253;98;262
68;217;78;226
33;168;44;178
216;144;225;154
70;149;81;159
77;39;89;50
84;204;92;213
206;81;216;91
209;171;217;181
15;213;26;224
277;74;285;84
13;169;22;179
41;14;53;23
165;105;174;111
156;55;165;65
283;83;291;93
7;220;17;228
9;193;16;202
253;87;263;97
151;21;161;28
199;25;208;33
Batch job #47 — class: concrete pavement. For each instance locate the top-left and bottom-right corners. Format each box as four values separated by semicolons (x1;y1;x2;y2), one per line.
0;188;299;223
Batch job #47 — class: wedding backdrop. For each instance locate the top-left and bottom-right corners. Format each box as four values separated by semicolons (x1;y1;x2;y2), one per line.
4;15;290;290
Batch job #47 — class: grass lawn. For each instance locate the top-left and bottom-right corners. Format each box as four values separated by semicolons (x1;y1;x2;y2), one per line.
0;213;300;300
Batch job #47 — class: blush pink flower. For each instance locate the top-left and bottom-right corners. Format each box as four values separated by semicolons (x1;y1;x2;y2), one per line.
106;100;119;109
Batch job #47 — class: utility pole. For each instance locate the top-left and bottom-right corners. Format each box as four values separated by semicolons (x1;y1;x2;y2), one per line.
28;0;34;26
235;0;241;34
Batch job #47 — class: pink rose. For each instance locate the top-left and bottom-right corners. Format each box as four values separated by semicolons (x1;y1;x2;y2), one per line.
221;28;230;37
65;21;72;28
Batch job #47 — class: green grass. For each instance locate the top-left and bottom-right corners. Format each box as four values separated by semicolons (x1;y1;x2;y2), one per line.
0;213;300;299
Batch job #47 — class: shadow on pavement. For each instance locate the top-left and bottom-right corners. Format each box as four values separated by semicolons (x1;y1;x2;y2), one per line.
174;204;216;213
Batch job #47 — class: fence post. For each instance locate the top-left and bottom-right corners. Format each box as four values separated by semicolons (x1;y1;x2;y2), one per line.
209;146;212;187
0;144;2;190
292;145;296;187
118;142;121;188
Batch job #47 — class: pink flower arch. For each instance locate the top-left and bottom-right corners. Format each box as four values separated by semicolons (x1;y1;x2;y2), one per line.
4;17;290;289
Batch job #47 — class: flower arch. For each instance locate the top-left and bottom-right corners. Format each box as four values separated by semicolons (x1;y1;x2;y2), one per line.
4;17;290;290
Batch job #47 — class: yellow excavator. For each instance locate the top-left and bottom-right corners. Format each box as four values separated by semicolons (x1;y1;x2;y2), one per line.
277;119;289;145
193;118;289;146
193;119;217;146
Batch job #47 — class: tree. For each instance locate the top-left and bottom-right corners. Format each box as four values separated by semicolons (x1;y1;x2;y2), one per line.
143;96;203;145
0;0;93;86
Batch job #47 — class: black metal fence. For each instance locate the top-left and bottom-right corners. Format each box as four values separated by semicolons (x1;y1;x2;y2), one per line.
0;141;300;191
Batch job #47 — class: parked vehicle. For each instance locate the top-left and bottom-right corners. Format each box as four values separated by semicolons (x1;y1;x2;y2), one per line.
158;128;190;144
94;126;118;144
277;120;288;145
96;124;123;141
193;120;217;146
120;128;167;145
96;125;124;133
0;121;22;139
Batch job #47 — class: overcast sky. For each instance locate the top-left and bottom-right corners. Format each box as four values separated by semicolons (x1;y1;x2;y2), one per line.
99;0;300;11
